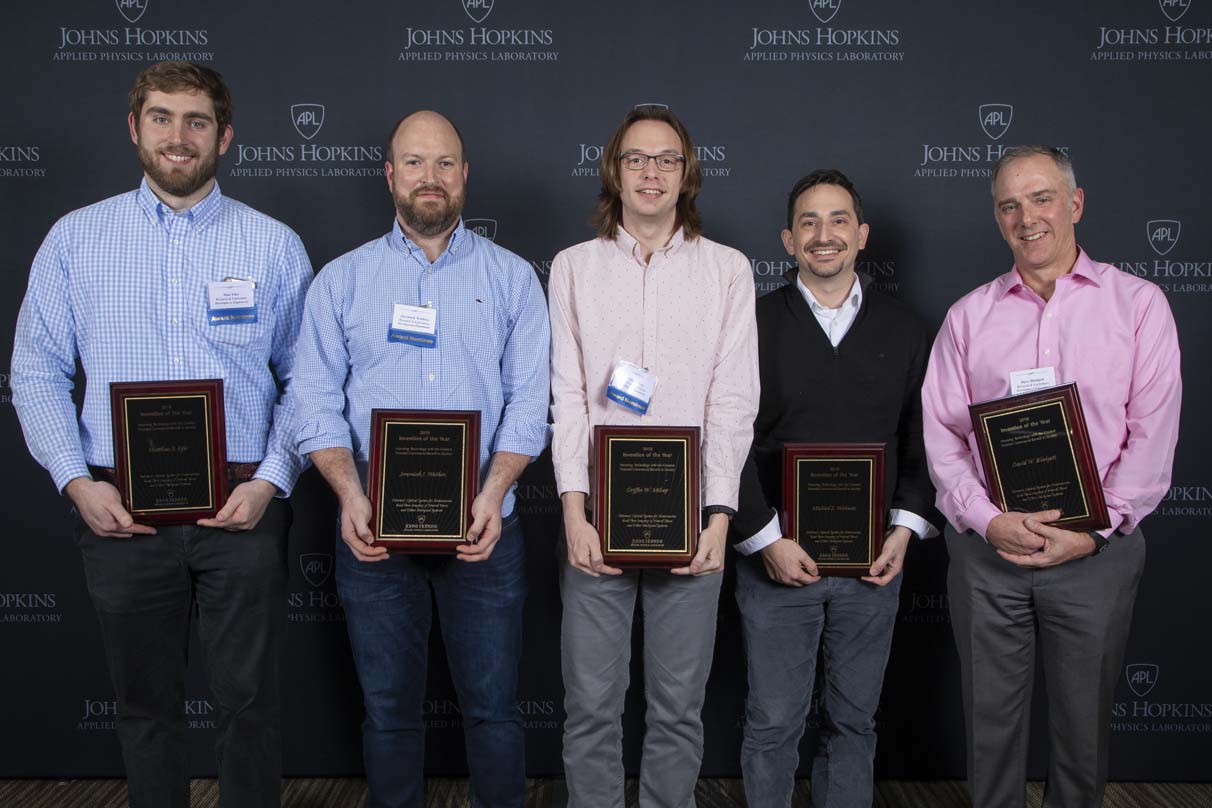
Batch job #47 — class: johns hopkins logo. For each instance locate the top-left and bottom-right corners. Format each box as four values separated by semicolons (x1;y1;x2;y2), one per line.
299;553;332;588
1148;219;1181;256
809;0;842;24
115;0;149;24
978;104;1013;141
1126;663;1160;697
463;0;494;23
291;104;325;141
1159;0;1192;23
466;218;497;241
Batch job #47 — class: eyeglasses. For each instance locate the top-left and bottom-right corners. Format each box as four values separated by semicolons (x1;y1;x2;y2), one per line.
619;152;685;172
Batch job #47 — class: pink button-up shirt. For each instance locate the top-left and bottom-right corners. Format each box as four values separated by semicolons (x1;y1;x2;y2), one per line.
548;227;759;509
922;249;1181;538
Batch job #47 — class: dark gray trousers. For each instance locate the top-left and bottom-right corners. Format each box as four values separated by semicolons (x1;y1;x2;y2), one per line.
735;553;901;808
945;525;1145;808
75;499;291;808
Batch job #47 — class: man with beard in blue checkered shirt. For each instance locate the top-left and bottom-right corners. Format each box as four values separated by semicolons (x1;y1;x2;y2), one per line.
11;62;312;808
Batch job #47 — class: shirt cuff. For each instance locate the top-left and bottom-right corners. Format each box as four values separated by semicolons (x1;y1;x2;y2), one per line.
53;458;93;495
253;451;300;498
734;512;782;556
961;499;1005;542
1097;508;1125;538
553;465;590;498
890;508;938;540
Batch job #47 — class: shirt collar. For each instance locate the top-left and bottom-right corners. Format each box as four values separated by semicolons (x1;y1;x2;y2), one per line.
996;247;1103;299
389;217;468;263
796;272;862;314
136;177;223;229
613;225;686;264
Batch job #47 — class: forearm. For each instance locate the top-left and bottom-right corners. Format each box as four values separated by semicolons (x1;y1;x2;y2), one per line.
481;451;531;501
309;447;363;504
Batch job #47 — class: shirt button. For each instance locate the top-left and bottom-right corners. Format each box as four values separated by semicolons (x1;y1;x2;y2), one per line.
1047;312;1054;319
172;357;181;364
172;318;180;325
173;239;182;246
1044;349;1052;356
425;301;433;308
427;372;436;382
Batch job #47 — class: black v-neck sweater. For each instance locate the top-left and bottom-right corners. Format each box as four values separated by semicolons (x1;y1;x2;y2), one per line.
731;273;943;542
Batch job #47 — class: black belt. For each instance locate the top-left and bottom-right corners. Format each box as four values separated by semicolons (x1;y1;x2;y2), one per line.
89;462;259;485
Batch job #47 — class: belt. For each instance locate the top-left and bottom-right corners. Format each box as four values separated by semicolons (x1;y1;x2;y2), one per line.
89;462;259;485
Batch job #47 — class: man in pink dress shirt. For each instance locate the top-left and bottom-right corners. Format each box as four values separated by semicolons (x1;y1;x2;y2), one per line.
922;145;1182;808
548;106;759;806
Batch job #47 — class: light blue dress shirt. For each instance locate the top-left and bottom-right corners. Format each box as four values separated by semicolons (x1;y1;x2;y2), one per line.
12;179;313;495
292;218;550;518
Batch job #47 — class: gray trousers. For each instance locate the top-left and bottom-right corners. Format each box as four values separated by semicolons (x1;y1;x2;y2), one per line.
945;525;1145;808
559;542;723;808
735;553;901;808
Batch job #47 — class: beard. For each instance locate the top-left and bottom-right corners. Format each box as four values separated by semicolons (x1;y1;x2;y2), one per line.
137;138;219;200
800;241;850;280
395;183;465;237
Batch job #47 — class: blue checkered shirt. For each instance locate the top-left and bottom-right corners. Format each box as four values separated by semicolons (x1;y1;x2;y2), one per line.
293;218;550;517
12;179;313;495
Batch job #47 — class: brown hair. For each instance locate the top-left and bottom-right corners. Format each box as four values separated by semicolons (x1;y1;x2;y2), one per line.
129;61;233;133
592;106;702;240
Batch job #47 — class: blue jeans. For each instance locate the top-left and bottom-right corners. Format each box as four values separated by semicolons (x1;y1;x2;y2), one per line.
336;512;527;808
735;553;901;808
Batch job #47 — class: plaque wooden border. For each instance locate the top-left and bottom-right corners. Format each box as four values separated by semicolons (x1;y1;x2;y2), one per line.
367;409;481;553
969;382;1109;531
781;443;886;577
594;425;700;568
109;379;227;525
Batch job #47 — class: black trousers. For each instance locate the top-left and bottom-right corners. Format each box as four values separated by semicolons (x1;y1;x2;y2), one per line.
74;498;291;808
946;525;1145;808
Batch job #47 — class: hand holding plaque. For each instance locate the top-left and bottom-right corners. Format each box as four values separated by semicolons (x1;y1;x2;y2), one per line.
969;383;1109;532
367;409;480;553
110;379;227;525
781;443;886;577
594;425;700;568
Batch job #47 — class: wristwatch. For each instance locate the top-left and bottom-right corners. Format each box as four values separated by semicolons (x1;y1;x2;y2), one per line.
1088;531;1110;554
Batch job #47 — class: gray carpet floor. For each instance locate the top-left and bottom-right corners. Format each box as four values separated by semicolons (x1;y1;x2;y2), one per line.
1;779;1210;807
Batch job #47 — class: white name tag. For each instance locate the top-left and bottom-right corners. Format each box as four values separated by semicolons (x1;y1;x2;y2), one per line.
207;280;255;311
207;280;256;325
388;303;438;347
606;361;657;414
1009;366;1057;395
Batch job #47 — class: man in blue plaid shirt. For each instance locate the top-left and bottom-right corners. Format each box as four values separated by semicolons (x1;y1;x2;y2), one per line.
11;62;312;808
290;110;549;808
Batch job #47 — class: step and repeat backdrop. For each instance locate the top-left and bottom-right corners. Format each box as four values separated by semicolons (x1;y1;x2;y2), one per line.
2;0;1209;782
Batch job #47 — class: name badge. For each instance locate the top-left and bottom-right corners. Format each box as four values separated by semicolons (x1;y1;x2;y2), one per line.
1009;366;1057;395
606;361;657;414
388;303;438;348
207;280;257;325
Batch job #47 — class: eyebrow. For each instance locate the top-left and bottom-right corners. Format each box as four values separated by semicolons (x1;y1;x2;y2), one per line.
798;209;852;219
145;105;214;122
397;152;461;161
996;187;1058;207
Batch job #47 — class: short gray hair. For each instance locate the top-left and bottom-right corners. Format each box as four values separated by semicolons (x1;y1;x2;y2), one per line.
991;145;1076;197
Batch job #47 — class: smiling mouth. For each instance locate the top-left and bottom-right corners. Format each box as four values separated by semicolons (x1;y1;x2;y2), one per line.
637;188;664;197
1021;232;1046;241
808;244;845;257
162;152;195;165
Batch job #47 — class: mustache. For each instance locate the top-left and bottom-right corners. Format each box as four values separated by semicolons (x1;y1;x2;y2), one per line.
806;241;846;251
410;183;448;201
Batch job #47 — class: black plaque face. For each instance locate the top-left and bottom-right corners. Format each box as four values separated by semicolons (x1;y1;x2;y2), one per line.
123;395;214;512
376;420;469;541
603;437;691;557
977;400;1093;520
790;457;878;568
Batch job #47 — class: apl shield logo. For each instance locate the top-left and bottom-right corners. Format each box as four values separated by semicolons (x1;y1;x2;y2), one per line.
1126;663;1159;698
1159;0;1192;23
462;0;494;23
809;0;842;24
465;218;497;241
979;104;1013;141
115;0;149;23
291;104;325;141
1147;220;1181;256
299;553;332;588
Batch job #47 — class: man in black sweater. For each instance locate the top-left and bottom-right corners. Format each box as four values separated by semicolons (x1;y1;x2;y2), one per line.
730;169;942;808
